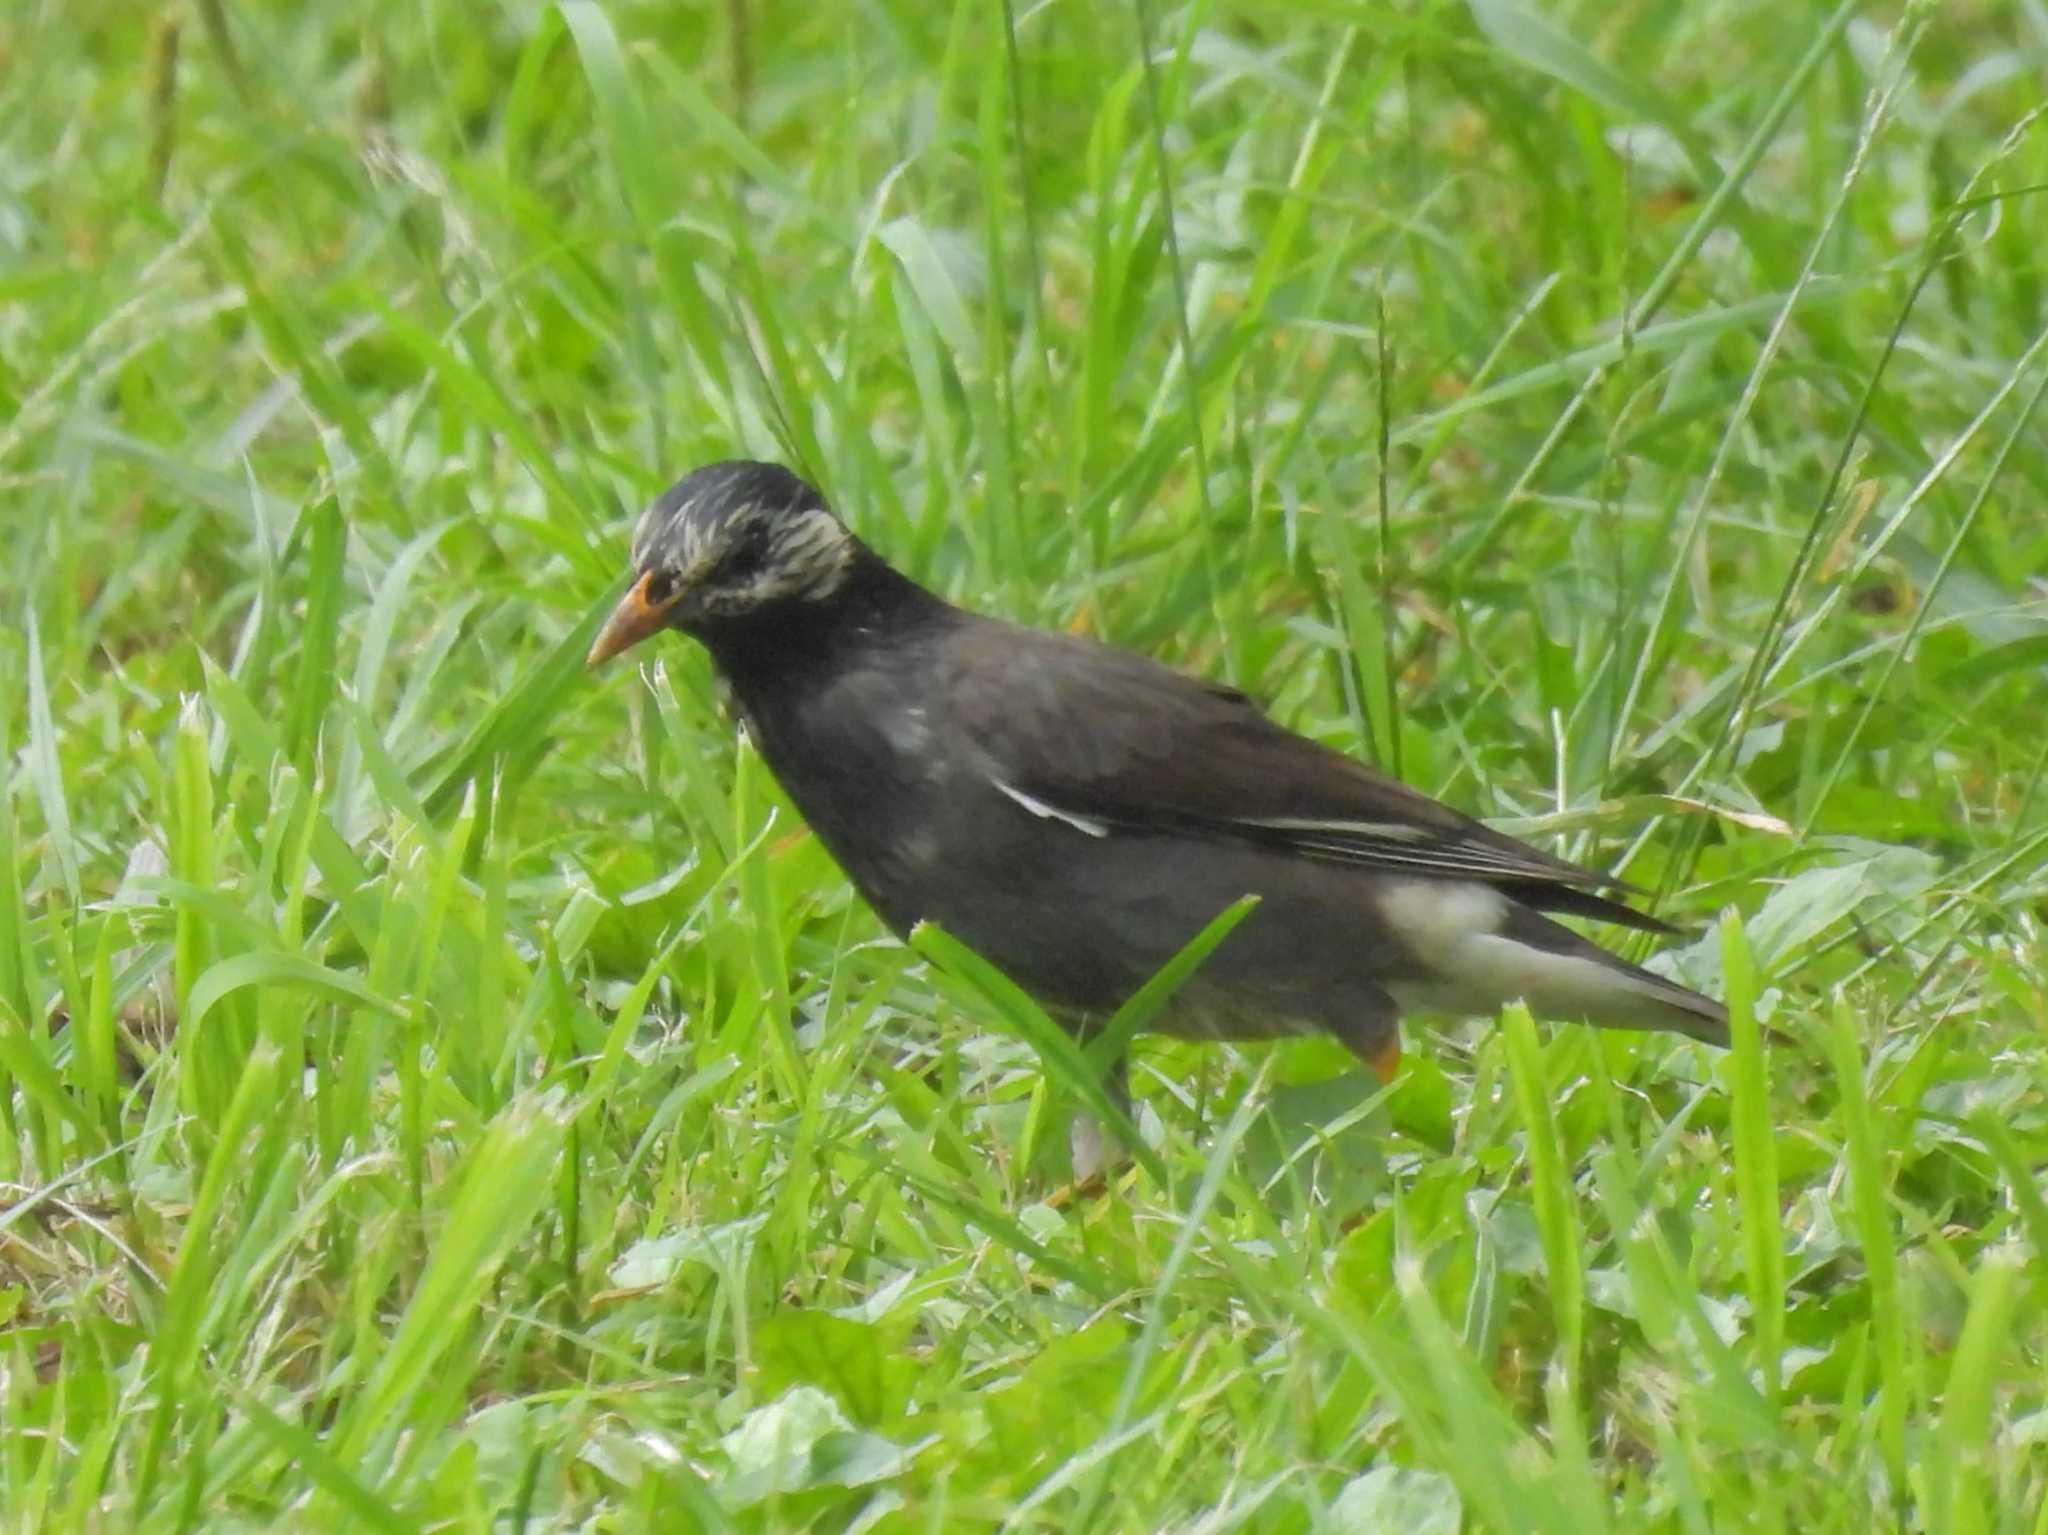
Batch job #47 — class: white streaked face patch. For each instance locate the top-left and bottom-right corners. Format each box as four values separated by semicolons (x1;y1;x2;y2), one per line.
637;489;857;617
740;505;858;605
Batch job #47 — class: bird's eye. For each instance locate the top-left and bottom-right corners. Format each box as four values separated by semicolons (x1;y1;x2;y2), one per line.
719;532;770;582
643;569;675;606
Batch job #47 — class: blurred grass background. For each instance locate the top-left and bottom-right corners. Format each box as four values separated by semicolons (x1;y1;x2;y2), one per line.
4;0;2047;1528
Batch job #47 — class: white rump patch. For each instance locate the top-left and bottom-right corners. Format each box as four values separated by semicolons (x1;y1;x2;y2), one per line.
993;779;1110;838
1377;881;1510;954
1378;879;1665;1026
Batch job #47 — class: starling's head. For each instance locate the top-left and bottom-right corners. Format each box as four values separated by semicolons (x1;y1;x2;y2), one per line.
586;461;858;664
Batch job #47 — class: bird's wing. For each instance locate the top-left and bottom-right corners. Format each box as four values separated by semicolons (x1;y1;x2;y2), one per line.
942;619;1673;929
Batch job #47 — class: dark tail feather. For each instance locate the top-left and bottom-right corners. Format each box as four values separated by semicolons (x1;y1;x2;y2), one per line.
1496;878;1687;938
1500;902;1729;1048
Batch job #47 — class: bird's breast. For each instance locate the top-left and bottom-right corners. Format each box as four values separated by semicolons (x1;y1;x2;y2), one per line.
724;664;951;932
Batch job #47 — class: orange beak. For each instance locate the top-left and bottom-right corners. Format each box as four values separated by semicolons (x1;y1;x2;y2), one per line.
586;572;681;667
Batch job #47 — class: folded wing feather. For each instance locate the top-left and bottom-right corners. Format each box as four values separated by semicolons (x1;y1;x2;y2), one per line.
944;620;1675;933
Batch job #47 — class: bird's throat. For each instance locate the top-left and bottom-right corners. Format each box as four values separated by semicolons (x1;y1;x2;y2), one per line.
697;550;952;718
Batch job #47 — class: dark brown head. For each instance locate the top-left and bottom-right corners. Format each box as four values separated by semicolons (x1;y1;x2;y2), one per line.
586;461;860;666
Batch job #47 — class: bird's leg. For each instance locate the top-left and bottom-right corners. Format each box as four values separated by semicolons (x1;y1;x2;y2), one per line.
1067;1115;1114;1189
1067;1052;1133;1186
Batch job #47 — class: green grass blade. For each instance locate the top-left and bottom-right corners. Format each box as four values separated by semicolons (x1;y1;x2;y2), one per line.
1501;1002;1584;1375
1722;910;1784;1407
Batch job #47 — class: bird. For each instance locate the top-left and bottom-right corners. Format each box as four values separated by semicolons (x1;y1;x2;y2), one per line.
586;460;1728;1109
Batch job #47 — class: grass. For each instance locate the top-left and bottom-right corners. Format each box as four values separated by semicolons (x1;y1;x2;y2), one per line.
4;0;2048;1527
